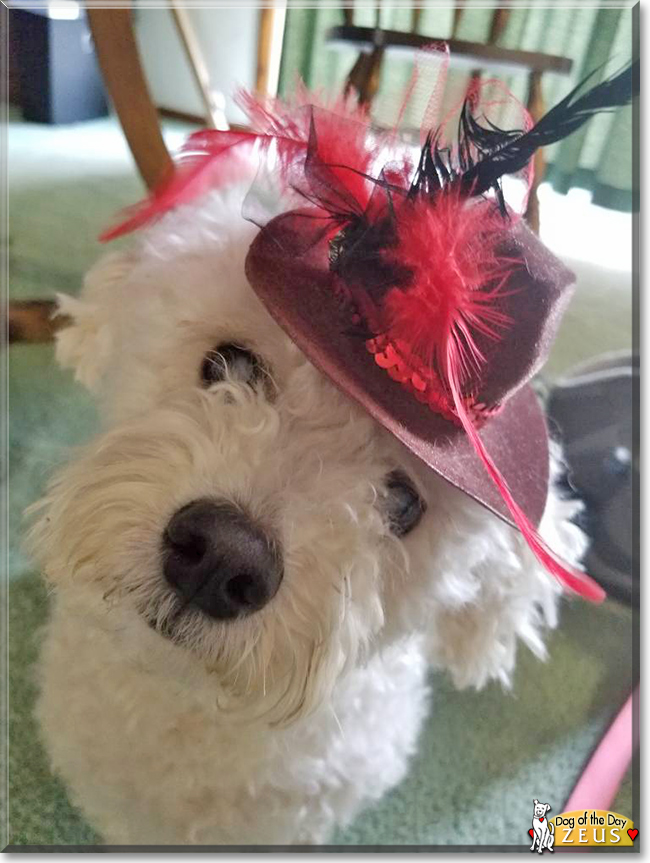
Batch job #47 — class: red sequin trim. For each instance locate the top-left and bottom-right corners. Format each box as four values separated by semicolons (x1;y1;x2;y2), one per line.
366;334;502;428
332;277;503;429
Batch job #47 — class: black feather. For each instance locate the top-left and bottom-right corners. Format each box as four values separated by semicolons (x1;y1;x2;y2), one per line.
408;61;638;211
458;60;639;198
323;61;637;306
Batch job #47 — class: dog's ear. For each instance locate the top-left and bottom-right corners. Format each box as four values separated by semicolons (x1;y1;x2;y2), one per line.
534;799;539;806
546;804;552;813
55;250;133;391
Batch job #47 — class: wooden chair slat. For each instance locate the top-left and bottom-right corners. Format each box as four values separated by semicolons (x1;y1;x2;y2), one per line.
330;11;574;236
327;25;573;75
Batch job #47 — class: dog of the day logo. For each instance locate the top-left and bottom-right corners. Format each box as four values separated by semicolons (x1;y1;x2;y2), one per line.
528;801;637;850
529;800;555;853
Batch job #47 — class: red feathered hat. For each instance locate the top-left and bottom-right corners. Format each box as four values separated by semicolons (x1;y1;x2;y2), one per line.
102;60;637;604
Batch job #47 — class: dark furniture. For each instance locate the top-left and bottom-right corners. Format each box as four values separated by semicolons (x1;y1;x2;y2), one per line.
12;5;108;125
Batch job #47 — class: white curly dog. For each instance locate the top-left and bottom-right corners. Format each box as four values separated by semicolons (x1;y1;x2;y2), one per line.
29;185;585;846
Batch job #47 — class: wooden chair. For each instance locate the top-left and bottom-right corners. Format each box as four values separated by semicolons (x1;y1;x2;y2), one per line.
328;5;573;234
8;2;281;343
7;4;170;344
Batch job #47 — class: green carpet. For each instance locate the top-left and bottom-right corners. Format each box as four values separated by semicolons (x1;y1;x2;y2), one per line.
8;567;635;847
5;112;636;849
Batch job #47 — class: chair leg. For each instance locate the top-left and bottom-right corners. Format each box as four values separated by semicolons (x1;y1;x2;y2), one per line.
169;0;229;130
9;7;173;345
6;300;68;344
87;4;173;191
344;45;385;109
525;70;545;235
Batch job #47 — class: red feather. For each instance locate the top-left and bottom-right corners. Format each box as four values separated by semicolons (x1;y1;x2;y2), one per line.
100;128;305;241
381;191;513;397
101;90;375;242
446;355;606;603
372;191;605;603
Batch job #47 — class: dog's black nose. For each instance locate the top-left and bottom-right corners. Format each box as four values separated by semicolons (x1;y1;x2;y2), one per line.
162;500;283;620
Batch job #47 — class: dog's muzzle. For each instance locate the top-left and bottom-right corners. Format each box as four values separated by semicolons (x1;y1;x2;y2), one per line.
162;499;283;620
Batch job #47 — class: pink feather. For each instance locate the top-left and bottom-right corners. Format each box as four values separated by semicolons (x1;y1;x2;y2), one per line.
376;190;605;603
100;128;306;241
381;191;513;394
446;351;605;603
101;89;374;242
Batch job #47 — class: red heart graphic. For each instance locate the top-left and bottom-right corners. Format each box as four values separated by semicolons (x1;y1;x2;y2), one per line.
628;829;638;841
529;829;534;838
540;817;544;822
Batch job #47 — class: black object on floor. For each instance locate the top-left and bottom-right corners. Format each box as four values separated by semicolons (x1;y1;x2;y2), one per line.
12;4;108;124
547;352;637;606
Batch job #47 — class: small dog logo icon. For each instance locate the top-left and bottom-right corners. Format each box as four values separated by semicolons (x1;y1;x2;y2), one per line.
530;799;554;853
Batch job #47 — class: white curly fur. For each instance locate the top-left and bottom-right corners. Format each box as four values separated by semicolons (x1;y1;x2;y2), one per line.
28;186;587;845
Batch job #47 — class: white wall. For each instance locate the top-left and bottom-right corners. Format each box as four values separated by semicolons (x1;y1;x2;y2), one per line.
134;6;260;125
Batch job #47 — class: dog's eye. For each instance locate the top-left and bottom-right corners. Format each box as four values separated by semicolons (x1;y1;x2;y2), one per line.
200;343;263;388
383;470;427;537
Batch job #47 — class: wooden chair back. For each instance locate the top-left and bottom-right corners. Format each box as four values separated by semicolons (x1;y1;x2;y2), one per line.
334;2;574;233
8;2;278;343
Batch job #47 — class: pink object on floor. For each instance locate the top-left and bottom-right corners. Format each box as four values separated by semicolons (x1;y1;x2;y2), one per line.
563;687;638;813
